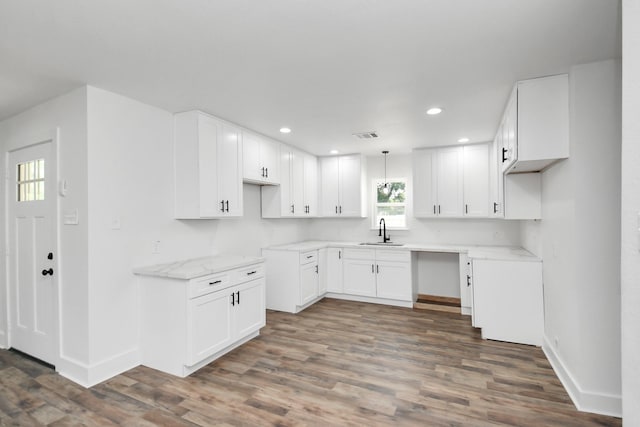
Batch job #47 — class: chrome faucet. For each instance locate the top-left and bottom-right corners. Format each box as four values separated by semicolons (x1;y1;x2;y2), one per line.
378;218;391;243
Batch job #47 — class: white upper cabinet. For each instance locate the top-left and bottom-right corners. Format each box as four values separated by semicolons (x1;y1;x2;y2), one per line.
242;132;279;185
174;111;243;219
414;144;490;218
413;146;464;217
261;144;318;218
462;144;490;217
500;74;569;173
319;154;366;217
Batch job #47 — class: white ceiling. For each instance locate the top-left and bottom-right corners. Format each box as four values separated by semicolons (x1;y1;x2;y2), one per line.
0;0;621;155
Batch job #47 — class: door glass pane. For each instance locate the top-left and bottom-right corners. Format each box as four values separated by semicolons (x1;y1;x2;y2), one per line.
16;159;45;202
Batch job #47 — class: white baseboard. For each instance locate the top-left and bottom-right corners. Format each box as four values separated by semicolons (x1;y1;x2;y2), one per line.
542;335;622;418
58;347;140;388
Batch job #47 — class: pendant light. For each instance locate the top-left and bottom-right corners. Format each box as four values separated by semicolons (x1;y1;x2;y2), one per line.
382;150;390;195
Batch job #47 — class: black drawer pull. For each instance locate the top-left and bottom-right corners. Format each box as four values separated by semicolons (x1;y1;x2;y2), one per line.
246;270;257;275
209;280;222;285
306;255;313;259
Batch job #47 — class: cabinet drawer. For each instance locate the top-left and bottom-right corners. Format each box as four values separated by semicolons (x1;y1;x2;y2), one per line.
376;250;410;263
190;272;232;298
300;251;318;264
343;248;375;260
232;263;265;283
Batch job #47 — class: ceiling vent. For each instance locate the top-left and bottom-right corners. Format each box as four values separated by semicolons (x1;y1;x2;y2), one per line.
352;131;378;140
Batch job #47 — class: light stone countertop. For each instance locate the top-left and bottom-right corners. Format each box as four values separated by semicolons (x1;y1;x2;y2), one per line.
133;255;264;280
263;240;540;261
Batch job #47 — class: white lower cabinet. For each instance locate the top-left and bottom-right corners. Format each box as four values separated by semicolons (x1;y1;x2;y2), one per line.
342;248;415;303
458;253;472;316
324;248;343;293
262;248;321;313
471;257;543;346
140;261;266;377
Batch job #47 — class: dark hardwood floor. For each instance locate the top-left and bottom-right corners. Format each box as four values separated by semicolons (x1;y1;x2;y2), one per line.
0;298;621;426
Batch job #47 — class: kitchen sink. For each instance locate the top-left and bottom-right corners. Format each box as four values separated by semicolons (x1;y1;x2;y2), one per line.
358;242;405;247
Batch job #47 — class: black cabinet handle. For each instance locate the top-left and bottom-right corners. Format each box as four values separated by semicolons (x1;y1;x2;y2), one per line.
376;264;379;274
231;294;235;306
209;280;222;285
433;205;436;215
502;147;508;163
221;200;225;212
438;205;441;214
315;265;318;274
42;268;53;276
493;202;498;214
467;275;471;287
371;264;374;273
236;291;240;304
225;200;229;212
335;206;338;214
339;206;342;214
47;252;53;260
265;167;268;178
261;167;265;177
465;204;468;214
246;270;257;275
291;204;295;214
306;255;313;259
338;250;341;260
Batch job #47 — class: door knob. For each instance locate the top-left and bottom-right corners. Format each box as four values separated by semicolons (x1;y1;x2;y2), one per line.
42;268;54;276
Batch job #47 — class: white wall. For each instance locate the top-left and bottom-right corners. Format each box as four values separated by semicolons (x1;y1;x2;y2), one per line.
523;60;622;416
0;87;90;377
621;0;640;423
307;152;522;296
84;87;309;384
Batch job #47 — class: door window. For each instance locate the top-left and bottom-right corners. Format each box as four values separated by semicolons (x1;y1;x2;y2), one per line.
16;159;45;201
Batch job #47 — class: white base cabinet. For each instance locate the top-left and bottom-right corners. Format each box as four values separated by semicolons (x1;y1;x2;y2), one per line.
471;258;543;346
342;248;416;303
262;248;322;313
140;262;266;377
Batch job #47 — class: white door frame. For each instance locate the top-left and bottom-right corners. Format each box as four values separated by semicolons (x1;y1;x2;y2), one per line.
4;128;60;366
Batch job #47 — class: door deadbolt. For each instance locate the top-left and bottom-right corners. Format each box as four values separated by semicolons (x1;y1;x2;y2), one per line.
42;268;54;276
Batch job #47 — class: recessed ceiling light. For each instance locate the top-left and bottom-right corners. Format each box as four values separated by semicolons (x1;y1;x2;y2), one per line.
279;127;291;134
458;137;470;143
330;150;339;155
426;107;443;115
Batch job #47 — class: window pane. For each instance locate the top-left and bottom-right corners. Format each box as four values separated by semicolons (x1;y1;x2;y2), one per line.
17;164;24;181
38;159;45;179
375;205;406;228
27;161;34;180
377;181;406;203
36;181;44;200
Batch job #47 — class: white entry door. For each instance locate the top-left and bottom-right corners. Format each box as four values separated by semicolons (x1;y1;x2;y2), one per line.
8;138;57;365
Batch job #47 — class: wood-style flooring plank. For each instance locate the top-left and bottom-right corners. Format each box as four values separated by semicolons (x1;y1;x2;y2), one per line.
0;298;622;426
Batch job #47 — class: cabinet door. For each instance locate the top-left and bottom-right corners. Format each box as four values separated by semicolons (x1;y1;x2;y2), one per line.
343;259;376;297
325;248;344;293
490;137;504;217
458;253;472;315
234;278;266;339
375;261;411;301
242;132;262;182
413;149;437;217
187;290;234;366
436;147;464;217
260;138;279;184
300;262;319;305
279;147;294;217
303;153;318;216
338;155;363;217
218;123;243;216
291;149;305;216
320;157;340;216
463;144;489;217
197;115;221;217
501;88;518;172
